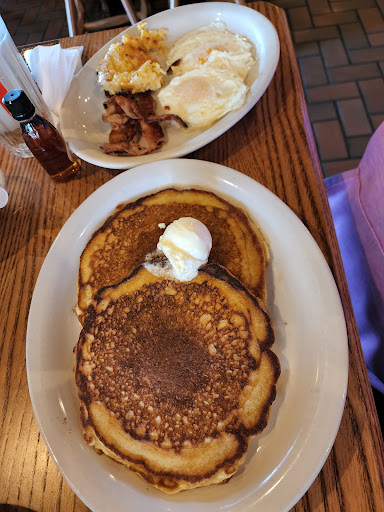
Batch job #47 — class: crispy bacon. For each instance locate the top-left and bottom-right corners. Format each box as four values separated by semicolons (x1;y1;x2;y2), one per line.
135;91;156;115
101;91;187;156
113;94;144;120
108;120;137;144
146;113;187;128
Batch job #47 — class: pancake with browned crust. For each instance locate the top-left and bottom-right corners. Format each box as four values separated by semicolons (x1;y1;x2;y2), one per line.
76;188;269;324
74;263;280;494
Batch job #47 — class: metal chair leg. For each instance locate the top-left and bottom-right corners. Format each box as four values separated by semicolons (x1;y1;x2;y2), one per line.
120;0;138;25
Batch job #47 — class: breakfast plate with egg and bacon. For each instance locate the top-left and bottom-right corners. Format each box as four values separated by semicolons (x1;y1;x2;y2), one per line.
60;2;280;169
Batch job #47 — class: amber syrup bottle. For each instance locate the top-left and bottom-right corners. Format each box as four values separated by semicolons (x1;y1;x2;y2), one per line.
2;89;80;182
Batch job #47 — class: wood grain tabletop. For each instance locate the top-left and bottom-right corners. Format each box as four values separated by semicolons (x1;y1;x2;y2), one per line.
0;2;383;511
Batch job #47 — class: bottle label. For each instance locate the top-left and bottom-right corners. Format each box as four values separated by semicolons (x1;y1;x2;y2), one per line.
0;82;11;114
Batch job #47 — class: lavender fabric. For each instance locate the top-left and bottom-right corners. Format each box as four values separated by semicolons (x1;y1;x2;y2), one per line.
325;122;384;394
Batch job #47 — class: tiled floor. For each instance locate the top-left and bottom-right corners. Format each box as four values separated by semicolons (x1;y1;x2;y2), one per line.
1;0;384;178
274;0;384;177
0;0;69;45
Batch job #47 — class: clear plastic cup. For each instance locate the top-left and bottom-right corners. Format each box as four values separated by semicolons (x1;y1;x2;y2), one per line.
0;16;51;158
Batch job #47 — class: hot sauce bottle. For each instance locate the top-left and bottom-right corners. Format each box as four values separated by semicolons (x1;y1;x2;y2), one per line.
2;89;80;182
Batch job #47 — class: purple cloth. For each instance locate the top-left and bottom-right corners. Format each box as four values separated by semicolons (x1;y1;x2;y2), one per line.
325;122;384;394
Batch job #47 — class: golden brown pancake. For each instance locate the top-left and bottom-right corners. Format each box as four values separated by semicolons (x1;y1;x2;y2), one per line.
76;188;269;324
74;264;280;494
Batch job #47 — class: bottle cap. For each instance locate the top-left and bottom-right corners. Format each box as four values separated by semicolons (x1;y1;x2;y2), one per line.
2;89;35;121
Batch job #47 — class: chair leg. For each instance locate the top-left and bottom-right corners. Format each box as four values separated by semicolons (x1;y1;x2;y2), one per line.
136;0;148;20
74;0;85;34
120;0;138;25
64;0;84;36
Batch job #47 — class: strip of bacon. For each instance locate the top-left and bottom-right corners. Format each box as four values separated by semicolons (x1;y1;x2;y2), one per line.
101;92;186;156
146;113;187;128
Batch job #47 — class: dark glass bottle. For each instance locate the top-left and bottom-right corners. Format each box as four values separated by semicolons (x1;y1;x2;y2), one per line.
2;89;80;182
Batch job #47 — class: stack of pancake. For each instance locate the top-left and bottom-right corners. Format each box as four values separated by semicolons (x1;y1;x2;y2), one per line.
74;188;280;494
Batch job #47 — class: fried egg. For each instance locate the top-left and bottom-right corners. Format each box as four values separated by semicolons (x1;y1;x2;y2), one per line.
167;22;254;79
157;22;255;128
157;68;247;129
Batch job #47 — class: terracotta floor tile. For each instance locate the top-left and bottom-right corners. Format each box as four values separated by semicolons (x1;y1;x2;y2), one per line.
320;39;349;67
349;47;384;63
337;98;372;136
307;82;359;103
307;102;337;121
44;19;66;41
314;120;348;160
271;0;307;7
328;63;381;83
313;11;358;26
372;114;384;128
359;78;384;112
348;135;372;157
20;6;40;25
26;31;45;45
340;22;369;49
331;0;375;11
358;7;384;33
298;55;328;87
294;26;339;43
288;6;312;29
295;42;320;57
323;159;361;176
368;32;384;45
2;18;20;35
307;0;331;15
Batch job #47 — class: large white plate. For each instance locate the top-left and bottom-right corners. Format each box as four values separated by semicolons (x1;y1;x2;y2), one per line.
60;2;279;170
27;159;348;512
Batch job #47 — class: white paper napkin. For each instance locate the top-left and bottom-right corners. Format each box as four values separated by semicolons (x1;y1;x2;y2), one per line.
24;44;83;126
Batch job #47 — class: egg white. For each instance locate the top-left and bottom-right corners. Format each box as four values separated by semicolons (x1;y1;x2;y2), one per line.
157;67;247;129
166;22;255;79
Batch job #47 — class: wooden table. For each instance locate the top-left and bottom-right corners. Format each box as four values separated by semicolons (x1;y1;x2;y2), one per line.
0;2;383;511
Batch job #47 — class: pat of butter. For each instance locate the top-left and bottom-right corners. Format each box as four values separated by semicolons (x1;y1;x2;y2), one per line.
157;217;212;281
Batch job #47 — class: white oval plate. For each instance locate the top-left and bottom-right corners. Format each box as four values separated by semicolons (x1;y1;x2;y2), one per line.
27;159;348;512
60;2;279;170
